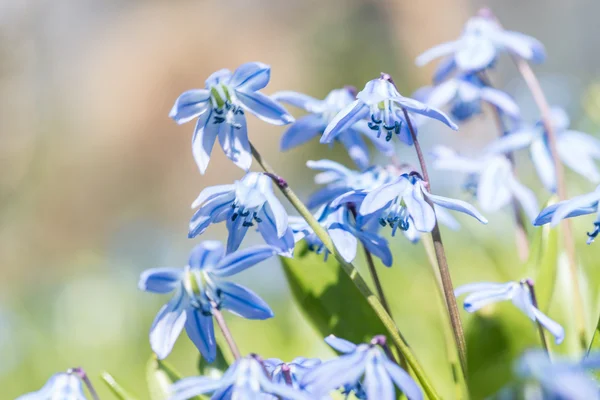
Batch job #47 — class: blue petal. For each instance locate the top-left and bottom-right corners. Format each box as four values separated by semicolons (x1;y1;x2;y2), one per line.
550;190;600;227
324;335;358;353
485;128;535;155
496;31;546;63
476;157;514;212
479;87;520;119
307;186;349;210
139;268;183;293
280;114;326;151
531;307;565;344
321;100;369;143
338;130;370;170
328;222;358;263
301;351;367;395
455;37;496;71
557;131;600;183
192;109;219;174
213;245;277;277
358;230;393;267
218;281;274;320
424;191;488;224
534;201;596;226
256;208;295;257
169;89;211;124
188;194;234;238
306;159;352;177
330;190;367;209
353;124;395;155
150;288;189;359
404;184;436;232
392;96;458;130
205;69;232;87
434;206;460;231
530;138;556;193
433;56;458;83
16;373;86;400
260;379;311;400
384;359;423;400
226;217;250;253
359;178;408;216
229;62;271;92
188;241;226;270
184;307;216;362
271;90;323;112
357;79;400;104
170;377;223;400
234;90;294;125
364;357;394;400
424;80;459;109
217;116;252;172
507;177;540;223
415;40;461;66
462;283;516;312
455;282;513;297
263;187;289;238
192;184;235;209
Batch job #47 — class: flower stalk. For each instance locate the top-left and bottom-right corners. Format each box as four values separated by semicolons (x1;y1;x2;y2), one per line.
211;302;242;360
249;142;440;399
70;367;100;400
525;279;551;356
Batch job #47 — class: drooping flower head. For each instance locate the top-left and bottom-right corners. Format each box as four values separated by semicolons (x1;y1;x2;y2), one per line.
420;73;520;122
487;107;600;193
416;11;545;81
534;185;600;244
139;241;276;361
189;172;294;255
455;280;565;344
321;75;457;147
301;335;423;400
170;62;294;174
170;356;310;400
264;357;322;390
273;88;394;169
358;172;487;235
16;372;86;400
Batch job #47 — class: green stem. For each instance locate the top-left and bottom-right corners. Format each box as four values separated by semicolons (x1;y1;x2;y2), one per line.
525;279;552;356
212;302;241;360
249;142;440;399
513;57;587;350
401;108;468;376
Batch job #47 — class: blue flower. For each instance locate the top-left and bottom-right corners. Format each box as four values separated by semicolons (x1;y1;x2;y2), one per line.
358;173;487;235
321;76;457;147
170;356;310;400
455;280;565;344
16;372;86;400
139;241;276;361
301;335;422;400
290;204;393;266
189;172;295;256
534;185;600;244
416;13;545;80
487;107;600;193
273;88;394;169
264;357;321;391
170;62;294;174
421;73;520;122
510;350;600;399
305;159;395;209
431;147;540;222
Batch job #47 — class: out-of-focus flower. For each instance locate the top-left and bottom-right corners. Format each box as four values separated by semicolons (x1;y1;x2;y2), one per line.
169;62;294;174
431;147;539;222
16;372;86;400
273;88;394;169
487;107;600;193
416;14;545;80
290;205;393;266
455;280;565;344
534;185;600;244
321;76;457;146
358;173;487;235
301;335;422;400
139;241;276;361
189;172;294;256
170;356;310;400
264;357;322;389
421;73;520;122
509;350;600;400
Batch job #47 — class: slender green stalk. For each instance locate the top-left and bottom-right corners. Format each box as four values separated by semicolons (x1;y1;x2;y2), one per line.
71;368;100;400
249;142;440;399
401;108;468;376
525;279;552;356
212;302;241;360
513;57;587;350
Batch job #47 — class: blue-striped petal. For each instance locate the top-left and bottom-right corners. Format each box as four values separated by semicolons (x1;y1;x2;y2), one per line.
384;359;423;400
235;90;294;125
229;62;270;92
170;377;223;400
213;245;277;277
184;307;216;362
415;40;461;66
150;288;189;359
218;281;274;320
324;335;358;353
321;100;369;143
188;241;226;270
364;357;394;400
280;114;326;151
139;268;183;293
272;90;323;112
424;191;488;224
169;89;211;124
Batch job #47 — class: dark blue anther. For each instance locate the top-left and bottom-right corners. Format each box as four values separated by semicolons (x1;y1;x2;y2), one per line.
242;221;254;227
367;122;379;131
379;218;387;227
371;115;382;124
231;213;238;221
214;108;224;115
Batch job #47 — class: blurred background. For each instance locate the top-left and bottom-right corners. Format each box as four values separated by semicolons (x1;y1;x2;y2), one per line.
2;0;600;398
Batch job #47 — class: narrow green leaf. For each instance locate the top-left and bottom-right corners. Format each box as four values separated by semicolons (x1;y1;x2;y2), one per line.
198;344;230;378
280;241;387;344
100;371;138;400
146;355;204;400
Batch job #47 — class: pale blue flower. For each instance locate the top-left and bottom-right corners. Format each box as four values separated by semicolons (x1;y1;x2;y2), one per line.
170;356;310;400
301;335;422;400
321;76;457;147
16;372;86;400
511;350;600;399
264;357;322;392
358;173;487;235
189;172;295;256
534;185;600;244
487;107;600;193
290;204;393;266
455;280;565;344
273;88;394;169
170;62;294;174
422;73;519;122
139;241;276;361
431;147;539;222
305;159;395;209
416;14;545;80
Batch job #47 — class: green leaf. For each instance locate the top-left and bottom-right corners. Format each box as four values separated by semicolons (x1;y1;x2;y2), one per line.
146;355;204;400
279;241;387;344
100;371;138;400
198;344;230;378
